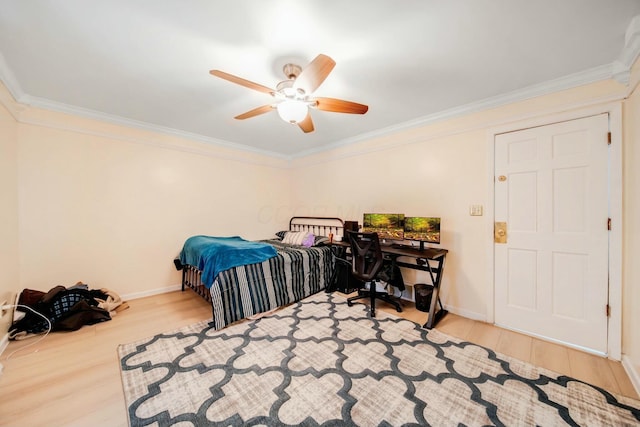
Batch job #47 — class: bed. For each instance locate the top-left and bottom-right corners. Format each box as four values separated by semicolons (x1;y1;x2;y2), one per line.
176;216;345;330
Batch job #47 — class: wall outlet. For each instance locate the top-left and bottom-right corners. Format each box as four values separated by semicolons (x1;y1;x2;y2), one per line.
469;204;484;216
0;300;7;320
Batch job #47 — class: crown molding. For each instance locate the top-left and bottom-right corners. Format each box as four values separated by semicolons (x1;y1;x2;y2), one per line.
0;52;24;103
0;52;27;120
292;93;623;169
0;82;291;169
292;63;614;159
0;50;290;162
612;14;640;85
0;60;621;164
20;94;290;161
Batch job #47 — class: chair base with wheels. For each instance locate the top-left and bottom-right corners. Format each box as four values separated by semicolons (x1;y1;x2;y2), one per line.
345;231;403;318
347;283;402;317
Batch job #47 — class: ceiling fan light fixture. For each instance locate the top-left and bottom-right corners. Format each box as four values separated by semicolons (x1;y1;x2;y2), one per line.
210;54;367;132
277;100;307;124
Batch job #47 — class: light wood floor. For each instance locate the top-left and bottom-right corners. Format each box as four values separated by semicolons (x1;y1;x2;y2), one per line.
0;289;637;427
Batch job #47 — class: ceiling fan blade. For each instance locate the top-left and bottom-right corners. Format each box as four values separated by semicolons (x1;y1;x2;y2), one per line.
210;70;275;95
293;54;336;94
234;104;274;120
297;113;314;133
313;97;369;114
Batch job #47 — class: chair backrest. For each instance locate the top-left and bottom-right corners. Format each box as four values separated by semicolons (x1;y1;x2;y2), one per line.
348;231;384;282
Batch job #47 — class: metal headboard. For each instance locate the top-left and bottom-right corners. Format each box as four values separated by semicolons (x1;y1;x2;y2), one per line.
289;216;345;239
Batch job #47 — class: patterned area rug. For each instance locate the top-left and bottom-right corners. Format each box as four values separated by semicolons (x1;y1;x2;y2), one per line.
118;292;640;426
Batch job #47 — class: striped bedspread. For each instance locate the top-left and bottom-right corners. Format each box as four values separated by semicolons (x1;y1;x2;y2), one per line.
208;240;335;330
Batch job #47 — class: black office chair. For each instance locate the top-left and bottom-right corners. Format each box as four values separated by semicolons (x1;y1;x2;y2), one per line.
346;231;402;317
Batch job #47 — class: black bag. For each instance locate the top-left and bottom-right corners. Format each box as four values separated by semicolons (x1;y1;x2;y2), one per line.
378;262;405;291
44;287;111;331
10;285;111;338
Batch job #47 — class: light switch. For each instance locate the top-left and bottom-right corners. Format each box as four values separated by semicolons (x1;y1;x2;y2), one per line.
470;205;483;216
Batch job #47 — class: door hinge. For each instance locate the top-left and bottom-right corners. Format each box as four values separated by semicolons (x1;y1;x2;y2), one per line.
607;132;612;145
608;218;611;231
606;304;611;317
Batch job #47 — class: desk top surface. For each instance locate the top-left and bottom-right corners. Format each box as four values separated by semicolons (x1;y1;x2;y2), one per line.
329;241;448;259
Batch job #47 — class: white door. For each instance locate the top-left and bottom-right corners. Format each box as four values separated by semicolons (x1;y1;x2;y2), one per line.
494;114;610;354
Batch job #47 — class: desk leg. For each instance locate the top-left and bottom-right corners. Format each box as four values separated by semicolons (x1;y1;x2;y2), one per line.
423;295;448;329
423;256;448;329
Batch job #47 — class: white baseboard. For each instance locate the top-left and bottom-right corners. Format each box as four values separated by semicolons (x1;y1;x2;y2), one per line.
120;284;182;301
444;304;487;322
622;354;640;397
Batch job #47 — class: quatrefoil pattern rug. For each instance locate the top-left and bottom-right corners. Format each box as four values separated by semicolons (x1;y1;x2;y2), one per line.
118;292;640;426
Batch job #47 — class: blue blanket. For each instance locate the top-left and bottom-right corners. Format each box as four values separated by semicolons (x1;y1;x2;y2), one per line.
179;236;277;288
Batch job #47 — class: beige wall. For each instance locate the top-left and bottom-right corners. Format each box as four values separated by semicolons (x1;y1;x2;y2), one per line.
623;60;640;380
6;95;292;298
0;95;19;336
290;128;489;317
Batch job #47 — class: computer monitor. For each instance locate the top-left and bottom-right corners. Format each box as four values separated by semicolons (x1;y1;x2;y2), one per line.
362;213;405;241
404;216;440;250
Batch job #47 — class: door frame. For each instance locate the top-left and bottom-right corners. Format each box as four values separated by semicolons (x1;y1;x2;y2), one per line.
485;102;622;359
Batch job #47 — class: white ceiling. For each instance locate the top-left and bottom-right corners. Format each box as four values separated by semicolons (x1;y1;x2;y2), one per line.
1;1;639;158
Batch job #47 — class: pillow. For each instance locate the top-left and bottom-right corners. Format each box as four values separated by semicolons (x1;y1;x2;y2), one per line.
314;235;330;246
282;231;310;246
275;230;287;240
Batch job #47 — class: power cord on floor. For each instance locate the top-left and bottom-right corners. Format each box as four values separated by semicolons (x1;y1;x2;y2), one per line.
1;304;52;360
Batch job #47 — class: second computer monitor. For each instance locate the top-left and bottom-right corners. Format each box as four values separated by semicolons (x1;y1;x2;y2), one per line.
404;216;441;244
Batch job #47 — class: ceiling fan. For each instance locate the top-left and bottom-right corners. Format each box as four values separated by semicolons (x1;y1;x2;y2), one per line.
209;54;368;133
